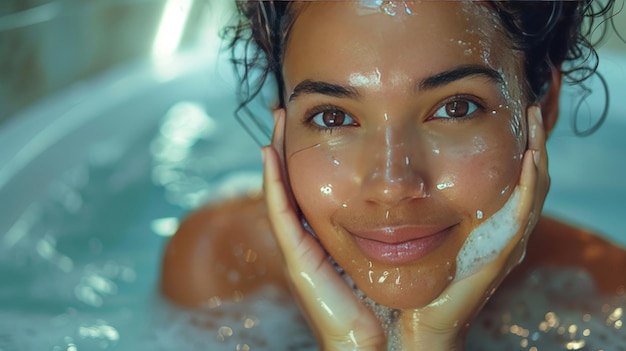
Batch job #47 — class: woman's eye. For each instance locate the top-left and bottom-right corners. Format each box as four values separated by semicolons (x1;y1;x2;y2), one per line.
433;100;478;119
311;110;355;128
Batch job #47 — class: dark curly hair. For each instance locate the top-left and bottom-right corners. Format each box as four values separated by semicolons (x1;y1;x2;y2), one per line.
225;0;621;143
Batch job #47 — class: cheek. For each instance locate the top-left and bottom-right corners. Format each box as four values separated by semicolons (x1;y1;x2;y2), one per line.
430;132;523;217
286;144;356;228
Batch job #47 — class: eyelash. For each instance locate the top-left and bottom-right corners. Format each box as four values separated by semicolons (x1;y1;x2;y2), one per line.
302;95;487;132
303;104;358;133
429;95;486;122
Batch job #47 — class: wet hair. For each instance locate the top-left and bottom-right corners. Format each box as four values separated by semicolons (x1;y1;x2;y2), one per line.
225;0;621;141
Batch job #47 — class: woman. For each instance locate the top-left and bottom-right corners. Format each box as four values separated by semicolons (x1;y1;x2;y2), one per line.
161;1;626;349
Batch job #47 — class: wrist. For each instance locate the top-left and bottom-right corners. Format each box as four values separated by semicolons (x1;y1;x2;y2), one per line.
319;333;386;351
396;312;466;351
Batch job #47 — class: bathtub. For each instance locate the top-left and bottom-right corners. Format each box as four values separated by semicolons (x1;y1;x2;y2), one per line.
0;44;625;350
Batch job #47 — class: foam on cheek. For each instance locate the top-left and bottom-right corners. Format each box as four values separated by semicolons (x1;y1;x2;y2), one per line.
455;187;521;280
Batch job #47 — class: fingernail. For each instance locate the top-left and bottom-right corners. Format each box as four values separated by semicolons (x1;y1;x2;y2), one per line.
532;150;540;167
261;147;267;163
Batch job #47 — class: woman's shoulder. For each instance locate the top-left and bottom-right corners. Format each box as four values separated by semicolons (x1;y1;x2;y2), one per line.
160;194;288;307
507;215;626;294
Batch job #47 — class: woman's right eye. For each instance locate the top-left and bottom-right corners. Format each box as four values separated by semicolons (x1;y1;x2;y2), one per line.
311;110;356;128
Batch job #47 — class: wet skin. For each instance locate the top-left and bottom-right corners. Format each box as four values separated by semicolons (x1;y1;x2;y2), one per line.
282;1;525;309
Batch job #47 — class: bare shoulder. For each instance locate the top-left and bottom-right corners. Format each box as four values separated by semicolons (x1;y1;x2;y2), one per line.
506;215;626;294
160;193;288;307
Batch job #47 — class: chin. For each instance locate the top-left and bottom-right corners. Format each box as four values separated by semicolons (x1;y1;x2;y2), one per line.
344;259;456;310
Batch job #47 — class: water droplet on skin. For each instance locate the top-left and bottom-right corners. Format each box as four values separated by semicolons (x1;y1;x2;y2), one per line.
320;185;333;195
477;210;484;219
501;185;510;195
342;203;348;208
437;182;455;190
378;271;390;283
244;249;257;263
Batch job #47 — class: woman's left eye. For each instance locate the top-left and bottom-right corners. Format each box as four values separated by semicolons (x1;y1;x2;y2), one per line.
433;100;479;119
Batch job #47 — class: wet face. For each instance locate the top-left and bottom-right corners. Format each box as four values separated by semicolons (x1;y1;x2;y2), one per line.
281;1;527;309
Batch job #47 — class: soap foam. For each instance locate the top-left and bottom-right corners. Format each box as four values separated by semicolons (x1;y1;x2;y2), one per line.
455;187;521;280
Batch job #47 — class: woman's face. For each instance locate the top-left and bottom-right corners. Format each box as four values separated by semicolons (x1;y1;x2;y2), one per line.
281;1;527;309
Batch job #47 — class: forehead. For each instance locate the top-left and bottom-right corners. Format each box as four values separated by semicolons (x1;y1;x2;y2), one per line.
283;1;518;90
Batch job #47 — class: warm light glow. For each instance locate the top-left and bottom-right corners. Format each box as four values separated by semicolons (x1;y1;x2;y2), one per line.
152;0;193;57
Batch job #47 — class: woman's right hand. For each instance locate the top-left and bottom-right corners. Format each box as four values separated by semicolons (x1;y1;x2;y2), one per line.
262;109;386;351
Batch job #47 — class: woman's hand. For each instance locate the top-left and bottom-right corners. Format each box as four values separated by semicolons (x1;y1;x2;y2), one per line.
262;106;549;350
263;109;385;351
395;105;550;349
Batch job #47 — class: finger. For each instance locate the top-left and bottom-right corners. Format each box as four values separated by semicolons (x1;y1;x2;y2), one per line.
262;146;383;348
517;106;547;222
271;108;286;163
262;145;316;261
529;106;550;198
270;109;299;212
507;106;550;268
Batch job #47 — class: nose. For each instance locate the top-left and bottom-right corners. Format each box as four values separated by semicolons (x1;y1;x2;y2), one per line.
361;124;428;206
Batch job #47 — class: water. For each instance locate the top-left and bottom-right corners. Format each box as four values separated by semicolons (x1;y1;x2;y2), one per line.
0;49;625;350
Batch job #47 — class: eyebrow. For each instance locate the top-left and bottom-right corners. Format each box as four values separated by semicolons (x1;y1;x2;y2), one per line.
418;65;504;91
288;64;504;102
289;80;359;102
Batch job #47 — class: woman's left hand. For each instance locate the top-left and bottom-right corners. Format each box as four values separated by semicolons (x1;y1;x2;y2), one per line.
395;105;550;349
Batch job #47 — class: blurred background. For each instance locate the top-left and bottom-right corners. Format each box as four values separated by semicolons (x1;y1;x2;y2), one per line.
0;1;625;350
0;0;236;125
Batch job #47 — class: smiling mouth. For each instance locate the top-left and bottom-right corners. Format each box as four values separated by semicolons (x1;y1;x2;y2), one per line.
351;226;452;265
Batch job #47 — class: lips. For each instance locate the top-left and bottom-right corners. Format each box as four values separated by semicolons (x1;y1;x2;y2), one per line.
350;225;452;264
